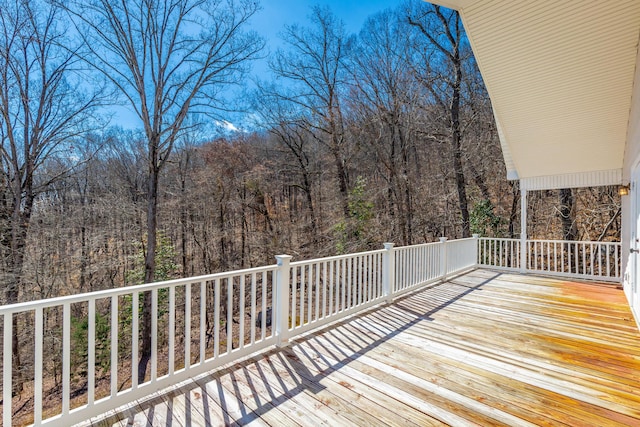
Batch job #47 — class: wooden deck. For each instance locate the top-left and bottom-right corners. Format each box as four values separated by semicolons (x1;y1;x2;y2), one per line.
84;269;640;426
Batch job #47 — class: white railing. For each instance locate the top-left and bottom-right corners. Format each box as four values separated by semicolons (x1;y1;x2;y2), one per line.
478;238;622;282
445;237;479;275
286;249;385;337
477;237;520;270
1;265;279;427
394;241;443;294
0;238;477;426
3;236;624;425
526;240;621;280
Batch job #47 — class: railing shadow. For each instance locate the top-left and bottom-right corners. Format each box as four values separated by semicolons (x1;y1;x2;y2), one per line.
95;270;500;426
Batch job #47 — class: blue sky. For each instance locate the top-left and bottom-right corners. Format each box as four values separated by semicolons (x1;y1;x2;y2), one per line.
253;1;404;44
114;0;405;130
246;0;404;88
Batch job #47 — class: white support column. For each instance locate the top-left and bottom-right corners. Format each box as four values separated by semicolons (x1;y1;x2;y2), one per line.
472;234;480;266
520;187;528;272
275;254;292;347
382;243;395;303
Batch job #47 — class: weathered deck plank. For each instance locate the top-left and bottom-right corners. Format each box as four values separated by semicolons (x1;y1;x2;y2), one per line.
85;270;640;426
335;313;640;426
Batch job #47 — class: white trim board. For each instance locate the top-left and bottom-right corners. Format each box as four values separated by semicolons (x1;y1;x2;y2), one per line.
519;169;622;191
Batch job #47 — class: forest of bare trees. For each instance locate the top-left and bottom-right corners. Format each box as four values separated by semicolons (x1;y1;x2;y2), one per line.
0;0;621;305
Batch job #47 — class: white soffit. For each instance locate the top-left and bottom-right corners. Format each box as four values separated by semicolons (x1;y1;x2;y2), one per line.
431;0;640;186
519;169;622;192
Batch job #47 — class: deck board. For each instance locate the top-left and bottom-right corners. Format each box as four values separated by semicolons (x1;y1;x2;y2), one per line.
84;270;640;426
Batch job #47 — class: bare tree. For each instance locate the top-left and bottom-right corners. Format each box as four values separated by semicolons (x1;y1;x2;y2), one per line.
349;9;420;245
253;86;320;240
270;5;352;216
62;0;263;380
408;3;472;237
0;0;103;392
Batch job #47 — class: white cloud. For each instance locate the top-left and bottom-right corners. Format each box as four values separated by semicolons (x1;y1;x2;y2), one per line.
222;120;238;132
214;120;241;133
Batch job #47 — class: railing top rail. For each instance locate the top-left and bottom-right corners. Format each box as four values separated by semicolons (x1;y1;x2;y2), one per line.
0;263;278;315
393;241;442;250
478;237;520;242
478;237;621;245
445;237;477;243
289;249;386;266
391;237;476;253
527;239;621;245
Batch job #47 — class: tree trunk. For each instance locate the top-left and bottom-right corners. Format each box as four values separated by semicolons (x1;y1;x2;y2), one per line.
241;182;247;268
451;57;470;237
5;166;36;395
181;172;188;275
80;221;88;292
330;139;349;217
302;171;318;239
139;157;160;382
559;188;577;241
7;212;29;394
219;195;228;270
388;137;397;240
399;123;413;245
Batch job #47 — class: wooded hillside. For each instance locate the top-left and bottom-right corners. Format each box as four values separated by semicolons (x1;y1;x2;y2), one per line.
1;1;620;306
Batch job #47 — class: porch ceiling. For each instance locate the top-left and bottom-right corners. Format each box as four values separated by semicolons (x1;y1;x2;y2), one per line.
430;0;640;188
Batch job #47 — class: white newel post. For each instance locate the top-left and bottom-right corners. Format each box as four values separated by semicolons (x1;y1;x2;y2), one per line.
382;243;395;303
3;313;12;427
274;254;292;347
439;237;448;280
472;234;480;266
520;187;528;273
